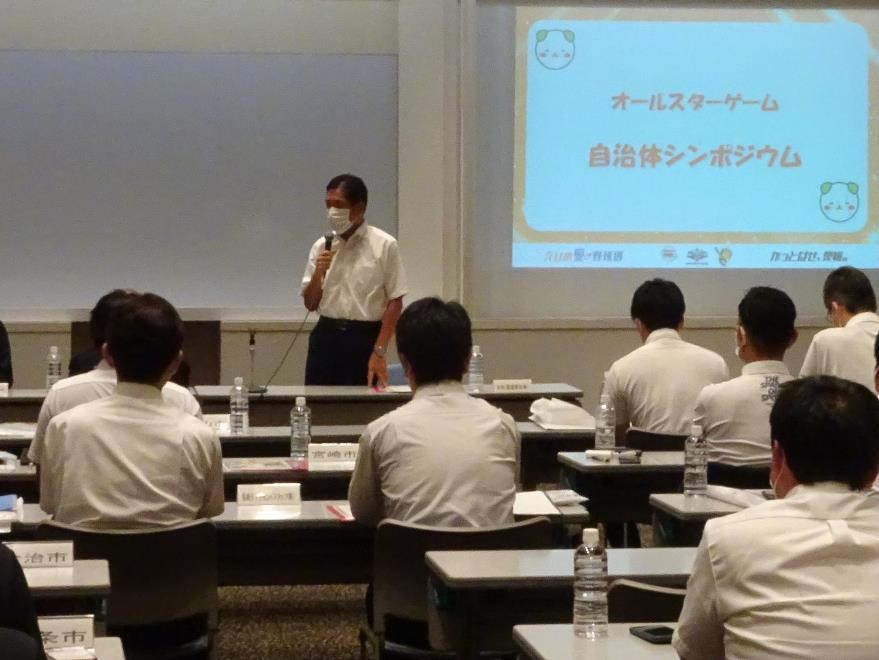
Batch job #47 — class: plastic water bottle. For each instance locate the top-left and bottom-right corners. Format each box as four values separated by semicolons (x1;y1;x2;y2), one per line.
467;345;485;390
229;377;249;436
595;391;616;450
573;527;608;638
45;346;62;389
684;423;707;496
290;396;311;470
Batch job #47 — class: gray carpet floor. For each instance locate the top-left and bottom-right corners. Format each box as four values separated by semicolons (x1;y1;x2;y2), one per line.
216;585;367;660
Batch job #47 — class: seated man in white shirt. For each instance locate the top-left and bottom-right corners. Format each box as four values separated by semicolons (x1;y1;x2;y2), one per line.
348;296;519;527
674;376;879;660
605;278;728;439
39;293;224;528
800;266;879;389
28;289;201;467
695;286;797;488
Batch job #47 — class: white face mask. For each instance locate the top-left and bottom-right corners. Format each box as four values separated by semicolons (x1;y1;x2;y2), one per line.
327;207;354;235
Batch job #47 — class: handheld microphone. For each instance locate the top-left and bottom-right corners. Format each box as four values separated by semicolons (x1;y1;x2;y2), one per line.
324;231;336;251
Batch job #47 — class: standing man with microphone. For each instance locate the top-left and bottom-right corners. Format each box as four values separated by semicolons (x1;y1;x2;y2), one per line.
301;174;407;387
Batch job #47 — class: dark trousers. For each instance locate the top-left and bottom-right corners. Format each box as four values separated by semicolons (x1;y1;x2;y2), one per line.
305;316;382;386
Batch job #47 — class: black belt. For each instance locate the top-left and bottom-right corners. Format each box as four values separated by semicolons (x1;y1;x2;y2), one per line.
316;316;382;332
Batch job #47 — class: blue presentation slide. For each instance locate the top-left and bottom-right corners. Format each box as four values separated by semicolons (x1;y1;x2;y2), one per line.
513;16;875;269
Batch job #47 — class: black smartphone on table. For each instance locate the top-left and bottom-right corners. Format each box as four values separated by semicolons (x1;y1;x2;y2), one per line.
629;624;674;644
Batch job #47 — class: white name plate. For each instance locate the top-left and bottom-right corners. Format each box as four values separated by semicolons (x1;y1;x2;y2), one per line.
203;413;231;434
39;615;95;651
308;443;358;471
0;383;8;397
237;483;301;506
492;379;533;392
6;541;74;568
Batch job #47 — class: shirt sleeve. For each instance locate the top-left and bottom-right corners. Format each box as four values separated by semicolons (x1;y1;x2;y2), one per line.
672;530;725;660
199;431;225;519
300;239;321;294
693;386;711;439
29;393;57;464
604;366;630;428
348;431;384;526
382;239;408;301
184;389;203;420
38;418;62;515
799;337;819;377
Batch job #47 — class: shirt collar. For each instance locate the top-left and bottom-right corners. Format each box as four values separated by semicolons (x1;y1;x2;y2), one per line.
742;360;791;376
95;359;114;372
787;481;861;498
645;328;681;344
341;220;368;242
413;380;468;399
114;381;164;400
846;311;879;327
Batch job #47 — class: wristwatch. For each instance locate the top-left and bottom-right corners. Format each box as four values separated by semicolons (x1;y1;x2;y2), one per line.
373;345;387;358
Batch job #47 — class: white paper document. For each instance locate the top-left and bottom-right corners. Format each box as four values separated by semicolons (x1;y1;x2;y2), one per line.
513;491;559;516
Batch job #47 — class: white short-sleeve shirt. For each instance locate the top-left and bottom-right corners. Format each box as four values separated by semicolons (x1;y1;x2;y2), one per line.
605;328;729;436
300;222;408;321
28;360;201;464
674;483;879;660
799;311;879;390
348;381;520;527
39;382;224;528
695;360;793;467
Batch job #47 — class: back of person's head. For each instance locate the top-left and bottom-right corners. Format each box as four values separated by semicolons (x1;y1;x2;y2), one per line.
823;266;876;314
106;293;184;384
770;376;879;490
326;173;368;206
738;287;797;356
630;279;685;331
89;289;137;348
396;297;472;385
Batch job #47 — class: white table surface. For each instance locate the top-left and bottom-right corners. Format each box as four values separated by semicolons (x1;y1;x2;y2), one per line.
24;559;110;597
649;493;742;521
426;547;696;588
190;383;582;400
514;623;676;660
558;451;684;474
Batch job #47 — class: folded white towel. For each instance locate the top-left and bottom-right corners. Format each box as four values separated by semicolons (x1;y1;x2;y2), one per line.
529;397;595;430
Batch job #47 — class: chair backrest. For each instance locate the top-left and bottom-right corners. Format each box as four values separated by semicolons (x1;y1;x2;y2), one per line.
372;517;553;633
35;519;217;627
607;578;686;623
624;429;687;451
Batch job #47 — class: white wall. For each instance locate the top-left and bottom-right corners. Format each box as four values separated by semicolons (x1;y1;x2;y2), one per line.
1;1;827;396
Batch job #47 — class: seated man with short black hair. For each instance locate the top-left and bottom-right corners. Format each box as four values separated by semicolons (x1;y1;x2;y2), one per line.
29;289;201;467
39;293;223;528
800;266;879;389
605;278;728;438
348;297;519;527
695;287;797;485
674;376;879;659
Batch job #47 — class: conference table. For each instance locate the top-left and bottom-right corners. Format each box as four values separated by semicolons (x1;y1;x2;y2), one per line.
649;492;743;546
557;452;685;529
5;497;588;587
2;383;583;425
24;559;110;632
425;547;695;658
191;383;583;425
513;623;677;660
0;421;594;498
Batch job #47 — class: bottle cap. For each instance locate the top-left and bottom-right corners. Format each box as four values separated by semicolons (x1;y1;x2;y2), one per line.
582;528;600;546
690;423;703;437
295;396;306;407
49;345;58;353
472;345;481;353
233;376;243;386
